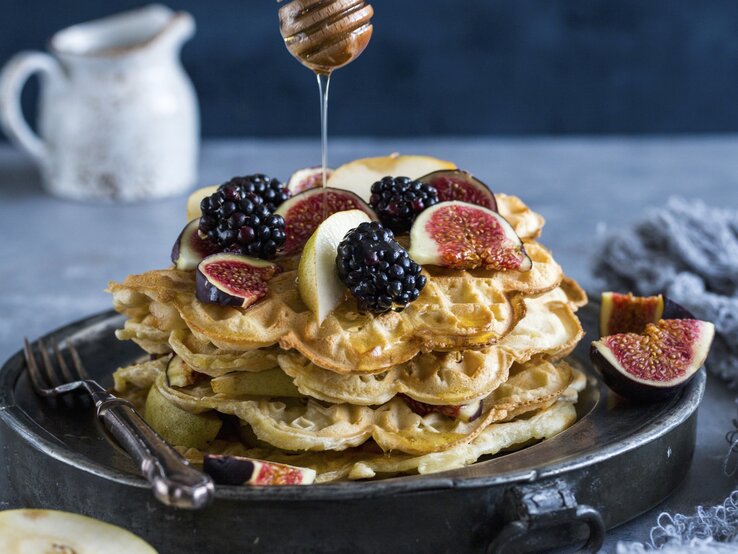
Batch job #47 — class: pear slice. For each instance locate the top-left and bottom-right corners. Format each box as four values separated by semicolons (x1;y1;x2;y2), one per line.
211;368;302;397
186;185;218;221
298;209;372;324
144;384;222;450
327;154;456;201
0;509;156;554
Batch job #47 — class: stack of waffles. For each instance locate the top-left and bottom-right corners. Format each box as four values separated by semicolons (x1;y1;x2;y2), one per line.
109;193;587;483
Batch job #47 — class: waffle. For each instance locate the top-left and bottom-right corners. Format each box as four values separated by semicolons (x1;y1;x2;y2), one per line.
110;181;588;480
179;375;582;483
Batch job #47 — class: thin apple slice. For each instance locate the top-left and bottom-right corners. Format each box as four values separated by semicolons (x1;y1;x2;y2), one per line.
211;368;302;397
409;201;532;272
298;209;372;324
327;154;456;201
0;509;156;554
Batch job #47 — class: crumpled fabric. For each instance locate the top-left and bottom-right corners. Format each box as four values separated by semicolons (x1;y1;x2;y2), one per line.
592;197;738;388
594;198;738;552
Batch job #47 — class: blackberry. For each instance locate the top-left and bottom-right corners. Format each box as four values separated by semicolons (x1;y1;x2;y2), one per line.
220;174;290;210
369;176;439;233
198;187;286;259
336;221;427;314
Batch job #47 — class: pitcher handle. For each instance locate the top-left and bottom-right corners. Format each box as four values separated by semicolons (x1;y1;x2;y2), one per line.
0;51;63;161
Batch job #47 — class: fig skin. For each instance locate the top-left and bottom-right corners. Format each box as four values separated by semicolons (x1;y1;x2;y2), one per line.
204;454;316;486
195;253;280;308
418;169;498;211
591;319;714;402
171;218;220;271
286;166;334;195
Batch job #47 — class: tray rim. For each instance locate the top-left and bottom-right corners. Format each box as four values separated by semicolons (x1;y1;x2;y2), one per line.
0;308;706;502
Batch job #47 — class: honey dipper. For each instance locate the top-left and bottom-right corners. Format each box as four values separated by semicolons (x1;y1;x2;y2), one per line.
279;0;374;74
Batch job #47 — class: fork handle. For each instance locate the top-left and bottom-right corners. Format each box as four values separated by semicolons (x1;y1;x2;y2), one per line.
95;393;214;510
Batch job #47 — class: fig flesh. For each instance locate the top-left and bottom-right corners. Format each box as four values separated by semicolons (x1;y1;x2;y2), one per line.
274;187;377;256
204;454;316;485
408;201;532;271
286;166;334;195
195;253;281;308
418;169;498;211
599;291;695;337
400;395;484;422
171;218;221;271
591;319;714;401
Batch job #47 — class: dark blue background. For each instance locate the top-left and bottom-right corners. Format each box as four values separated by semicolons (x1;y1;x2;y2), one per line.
2;0;738;137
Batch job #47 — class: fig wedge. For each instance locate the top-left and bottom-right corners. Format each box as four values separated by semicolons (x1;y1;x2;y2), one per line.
204;454;316;485
409;201;531;271
171;218;220;271
418;169;497;211
195;253;281;308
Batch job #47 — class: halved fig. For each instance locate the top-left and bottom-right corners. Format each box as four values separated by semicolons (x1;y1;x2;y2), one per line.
195;253;281;307
401;395;484;422
591;319;714;401
204;454;316;485
171;218;221;270
409;201;532;271
274;187;377;256
599;291;695;337
286;166;334;195
418;169;497;211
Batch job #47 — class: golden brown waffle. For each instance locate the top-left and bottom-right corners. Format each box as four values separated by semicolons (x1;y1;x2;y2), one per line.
180;393;580;482
109;241;563;373
154;357;572;455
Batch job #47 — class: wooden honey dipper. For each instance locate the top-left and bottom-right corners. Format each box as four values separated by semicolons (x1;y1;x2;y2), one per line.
279;0;374;74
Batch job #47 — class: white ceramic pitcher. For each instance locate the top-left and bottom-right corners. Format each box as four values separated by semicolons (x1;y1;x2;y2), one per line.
0;4;199;201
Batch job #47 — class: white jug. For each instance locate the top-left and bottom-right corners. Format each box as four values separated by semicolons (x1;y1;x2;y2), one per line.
0;4;199;201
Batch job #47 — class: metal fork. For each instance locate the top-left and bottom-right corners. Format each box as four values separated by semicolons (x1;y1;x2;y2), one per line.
23;338;214;510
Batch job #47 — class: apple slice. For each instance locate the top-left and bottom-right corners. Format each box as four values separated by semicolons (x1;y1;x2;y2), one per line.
298;209;372;324
409;201;532;272
186;185;218;221
210;368;302;397
327;154;456;201
0;509;156;553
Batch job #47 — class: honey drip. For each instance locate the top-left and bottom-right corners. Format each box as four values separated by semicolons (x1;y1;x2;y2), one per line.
279;0;374;216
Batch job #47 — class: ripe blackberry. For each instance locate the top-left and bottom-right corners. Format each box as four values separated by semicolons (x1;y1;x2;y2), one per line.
369;176;439;233
220;174;290;210
336;221;427;314
198;187;286;259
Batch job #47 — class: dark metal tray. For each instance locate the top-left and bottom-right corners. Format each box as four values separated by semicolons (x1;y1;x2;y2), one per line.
0;303;704;553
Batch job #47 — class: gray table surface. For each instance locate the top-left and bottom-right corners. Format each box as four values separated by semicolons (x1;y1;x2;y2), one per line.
1;137;737;551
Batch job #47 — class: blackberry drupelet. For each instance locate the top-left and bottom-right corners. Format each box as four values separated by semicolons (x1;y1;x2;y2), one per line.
369;176;439;233
336;221;427;314
198;186;286;259
221;174;291;210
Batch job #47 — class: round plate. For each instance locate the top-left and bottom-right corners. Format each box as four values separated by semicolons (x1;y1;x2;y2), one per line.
0;303;704;553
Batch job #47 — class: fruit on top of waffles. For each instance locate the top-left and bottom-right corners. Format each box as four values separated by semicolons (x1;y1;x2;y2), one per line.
171;219;220;271
369;176;439;233
298;209;373;324
187;185;218;221
591;319;714;401
199;186;287;259
336;220;427;314
418;169;498;210
219;174;291;211
327;154;456;201
275;187;377;256
287;166;334;194
145;384;222;449
599;291;697;337
0;509;157;554
195;253;281;308
204;454;316;485
409;201;532;272
401;395;484;422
